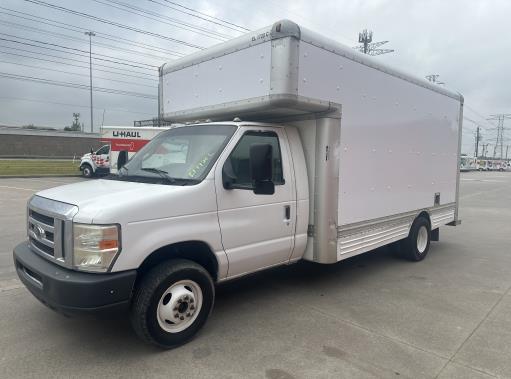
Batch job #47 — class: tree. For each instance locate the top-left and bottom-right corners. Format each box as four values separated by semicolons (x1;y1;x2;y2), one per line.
64;112;83;131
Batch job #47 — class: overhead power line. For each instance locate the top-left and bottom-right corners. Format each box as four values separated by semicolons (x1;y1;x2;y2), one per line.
0;47;157;80
0;96;154;116
0;19;175;61
149;0;250;33
93;0;233;41
0;7;186;57
0;59;157;88
0;34;158;69
464;104;498;129
0;72;157;99
22;0;204;49
0;40;156;76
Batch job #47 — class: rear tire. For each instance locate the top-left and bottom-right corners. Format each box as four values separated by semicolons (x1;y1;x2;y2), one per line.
399;216;431;261
81;164;93;178
130;259;215;349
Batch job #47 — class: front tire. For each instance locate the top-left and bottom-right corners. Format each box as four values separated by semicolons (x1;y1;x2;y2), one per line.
81;164;93;178
130;259;215;349
399;216;431;261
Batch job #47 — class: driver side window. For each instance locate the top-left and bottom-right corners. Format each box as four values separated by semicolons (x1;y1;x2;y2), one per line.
225;131;284;188
96;145;109;155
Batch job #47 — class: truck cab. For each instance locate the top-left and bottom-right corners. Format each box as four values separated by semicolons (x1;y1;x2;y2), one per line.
14;121;308;348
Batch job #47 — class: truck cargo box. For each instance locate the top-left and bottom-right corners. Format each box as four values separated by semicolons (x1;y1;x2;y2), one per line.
160;20;462;264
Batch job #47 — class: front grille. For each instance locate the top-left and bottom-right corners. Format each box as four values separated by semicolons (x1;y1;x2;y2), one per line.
28;209;57;258
29;237;54;256
27;196;77;268
30;210;54;226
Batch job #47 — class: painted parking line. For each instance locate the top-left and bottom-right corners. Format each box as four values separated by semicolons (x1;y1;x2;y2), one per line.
12;178;81;185
460;178;505;183
0;185;38;192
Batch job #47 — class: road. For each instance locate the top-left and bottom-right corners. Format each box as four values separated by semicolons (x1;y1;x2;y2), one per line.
0;172;510;378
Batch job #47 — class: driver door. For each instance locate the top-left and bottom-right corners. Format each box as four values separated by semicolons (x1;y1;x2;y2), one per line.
214;127;296;278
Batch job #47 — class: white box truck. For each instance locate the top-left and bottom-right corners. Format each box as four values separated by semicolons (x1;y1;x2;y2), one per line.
13;20;463;348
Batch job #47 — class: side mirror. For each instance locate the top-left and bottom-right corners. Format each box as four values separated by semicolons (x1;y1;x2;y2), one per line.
222;158;236;189
117;150;128;170
250;143;274;195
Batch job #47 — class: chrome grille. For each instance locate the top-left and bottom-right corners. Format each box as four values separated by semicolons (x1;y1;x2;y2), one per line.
28;209;58;258
27;196;78;268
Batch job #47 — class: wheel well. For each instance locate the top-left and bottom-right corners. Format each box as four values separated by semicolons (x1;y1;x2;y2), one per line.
81;162;92;169
416;211;431;227
137;241;219;282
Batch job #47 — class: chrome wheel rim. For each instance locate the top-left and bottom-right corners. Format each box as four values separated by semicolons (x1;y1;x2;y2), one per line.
417;226;428;253
157;280;203;333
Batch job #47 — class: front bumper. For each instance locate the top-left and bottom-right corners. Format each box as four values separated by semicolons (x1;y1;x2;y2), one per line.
13;241;137;316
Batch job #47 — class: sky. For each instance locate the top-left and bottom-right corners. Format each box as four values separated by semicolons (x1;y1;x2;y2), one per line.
0;0;510;156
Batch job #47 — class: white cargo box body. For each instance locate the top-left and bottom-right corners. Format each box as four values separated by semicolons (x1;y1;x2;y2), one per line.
160;20;462;263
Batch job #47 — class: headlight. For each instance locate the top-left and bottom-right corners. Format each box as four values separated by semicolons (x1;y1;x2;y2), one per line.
73;224;121;272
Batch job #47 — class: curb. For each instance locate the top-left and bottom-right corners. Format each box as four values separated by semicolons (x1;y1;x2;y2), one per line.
0;175;83;179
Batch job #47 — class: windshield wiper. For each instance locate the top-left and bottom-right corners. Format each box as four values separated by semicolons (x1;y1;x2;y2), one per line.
140;167;176;184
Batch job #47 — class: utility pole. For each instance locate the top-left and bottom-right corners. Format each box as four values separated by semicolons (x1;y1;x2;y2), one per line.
474;126;481;158
359;29;372;54
85;31;96;133
482;144;489;158
487;114;511;160
355;29;394;56
506;145;509;160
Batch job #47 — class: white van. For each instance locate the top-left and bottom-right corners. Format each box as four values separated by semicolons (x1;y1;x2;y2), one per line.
14;20;462;349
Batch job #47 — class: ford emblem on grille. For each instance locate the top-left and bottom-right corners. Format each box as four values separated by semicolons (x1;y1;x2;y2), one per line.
34;225;45;240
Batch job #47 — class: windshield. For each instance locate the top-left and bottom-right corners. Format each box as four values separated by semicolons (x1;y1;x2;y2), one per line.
113;124;236;185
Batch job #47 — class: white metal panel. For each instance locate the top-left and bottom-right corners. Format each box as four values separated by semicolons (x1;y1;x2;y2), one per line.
283;126;309;261
291;120;316;260
213;126;296;278
298;42;460;225
162;42;272;114
38;178;228;276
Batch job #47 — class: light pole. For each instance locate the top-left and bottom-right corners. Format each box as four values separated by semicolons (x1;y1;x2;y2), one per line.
84;31;96;133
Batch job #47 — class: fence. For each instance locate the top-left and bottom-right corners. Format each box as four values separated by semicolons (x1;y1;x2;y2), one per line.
0;128;102;159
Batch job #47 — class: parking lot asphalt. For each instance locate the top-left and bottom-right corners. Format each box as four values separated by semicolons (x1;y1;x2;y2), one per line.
0;172;510;378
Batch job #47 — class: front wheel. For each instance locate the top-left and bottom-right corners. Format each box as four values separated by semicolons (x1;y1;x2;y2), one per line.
399;216;431;261
130;259;215;349
81;164;93;178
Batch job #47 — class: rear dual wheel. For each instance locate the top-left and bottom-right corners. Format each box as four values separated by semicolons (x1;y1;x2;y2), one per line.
130;259;215;349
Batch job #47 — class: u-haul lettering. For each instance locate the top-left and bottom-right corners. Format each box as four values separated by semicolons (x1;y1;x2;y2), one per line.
112;131;141;138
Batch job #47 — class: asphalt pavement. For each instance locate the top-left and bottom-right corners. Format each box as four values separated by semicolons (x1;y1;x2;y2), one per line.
0;172;510;378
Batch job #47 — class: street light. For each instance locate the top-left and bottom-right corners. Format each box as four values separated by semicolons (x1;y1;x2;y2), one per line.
84;31;95;133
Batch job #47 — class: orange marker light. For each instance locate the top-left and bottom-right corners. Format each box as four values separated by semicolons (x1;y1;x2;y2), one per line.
99;240;118;250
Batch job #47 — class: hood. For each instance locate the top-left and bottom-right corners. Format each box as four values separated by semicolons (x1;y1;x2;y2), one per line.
36;179;217;224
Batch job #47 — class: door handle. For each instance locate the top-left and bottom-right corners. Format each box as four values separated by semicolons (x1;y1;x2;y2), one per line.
284;205;291;221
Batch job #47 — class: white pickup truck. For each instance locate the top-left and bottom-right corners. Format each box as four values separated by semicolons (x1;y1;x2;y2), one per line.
13;20;463;349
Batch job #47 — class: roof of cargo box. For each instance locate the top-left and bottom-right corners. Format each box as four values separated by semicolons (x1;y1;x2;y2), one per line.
160;19;462;103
